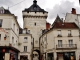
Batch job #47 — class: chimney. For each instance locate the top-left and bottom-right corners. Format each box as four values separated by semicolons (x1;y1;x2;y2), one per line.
46;22;50;30
71;8;76;14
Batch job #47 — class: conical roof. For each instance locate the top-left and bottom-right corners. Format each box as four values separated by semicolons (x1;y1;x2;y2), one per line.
23;0;47;13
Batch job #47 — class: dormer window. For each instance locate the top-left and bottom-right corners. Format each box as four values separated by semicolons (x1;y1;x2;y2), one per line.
34;7;37;10
23;29;26;34
0;10;4;14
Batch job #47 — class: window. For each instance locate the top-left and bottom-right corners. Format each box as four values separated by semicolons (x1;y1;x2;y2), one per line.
12;37;14;45
24;37;28;42
69;40;73;47
27;30;30;33
23;29;26;34
4;35;7;40
0;34;1;40
34;7;37;10
58;30;61;35
44;37;47;48
0;10;4;14
58;40;62;47
58;30;62;37
0;20;3;27
13;24;15;31
34;23;36;26
44;37;47;41
24;46;27;52
68;30;71;36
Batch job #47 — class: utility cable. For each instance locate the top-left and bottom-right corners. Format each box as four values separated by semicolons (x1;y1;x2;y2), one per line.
8;0;26;9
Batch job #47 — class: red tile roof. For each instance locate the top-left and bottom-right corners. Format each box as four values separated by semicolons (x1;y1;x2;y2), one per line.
53;22;79;29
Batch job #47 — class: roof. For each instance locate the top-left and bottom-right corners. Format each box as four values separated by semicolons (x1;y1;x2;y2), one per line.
53;22;79;29
23;0;47;13
54;15;63;22
0;7;11;14
52;15;63;26
4;9;11;14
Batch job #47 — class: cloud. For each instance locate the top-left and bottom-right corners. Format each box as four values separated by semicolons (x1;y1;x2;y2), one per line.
46;0;80;24
2;0;46;28
47;1;75;20
0;0;80;26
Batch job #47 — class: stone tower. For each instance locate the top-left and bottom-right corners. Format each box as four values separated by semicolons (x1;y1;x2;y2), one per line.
22;0;48;50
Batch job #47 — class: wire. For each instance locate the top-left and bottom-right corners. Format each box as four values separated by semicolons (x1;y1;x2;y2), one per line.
9;0;25;9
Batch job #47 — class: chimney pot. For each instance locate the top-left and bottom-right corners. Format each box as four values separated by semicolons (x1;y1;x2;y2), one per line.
71;8;76;14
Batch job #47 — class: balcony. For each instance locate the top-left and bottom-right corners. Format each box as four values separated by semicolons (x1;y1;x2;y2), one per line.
56;44;77;50
68;34;72;37
57;34;62;37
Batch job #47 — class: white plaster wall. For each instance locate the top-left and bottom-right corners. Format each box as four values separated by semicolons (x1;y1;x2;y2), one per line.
18;34;32;60
0;14;19;36
40;28;80;60
65;13;80;27
0;14;19;49
19;34;32;52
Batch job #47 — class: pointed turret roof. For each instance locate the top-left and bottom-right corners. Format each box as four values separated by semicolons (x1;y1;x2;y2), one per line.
52;15;63;26
23;0;47;13
54;15;63;23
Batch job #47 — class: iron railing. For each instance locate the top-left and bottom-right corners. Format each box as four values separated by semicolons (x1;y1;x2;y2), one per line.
56;44;77;49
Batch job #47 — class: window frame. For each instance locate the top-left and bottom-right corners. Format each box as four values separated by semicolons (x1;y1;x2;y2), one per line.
0;19;3;27
24;46;27;52
0;34;1;40
68;39;73;47
24;37;28;42
58;40;62;47
58;30;61;35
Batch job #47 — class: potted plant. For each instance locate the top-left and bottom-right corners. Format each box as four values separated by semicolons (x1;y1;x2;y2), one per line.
18;42;21;46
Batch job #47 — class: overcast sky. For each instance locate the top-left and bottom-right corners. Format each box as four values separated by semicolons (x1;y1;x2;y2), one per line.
0;0;80;28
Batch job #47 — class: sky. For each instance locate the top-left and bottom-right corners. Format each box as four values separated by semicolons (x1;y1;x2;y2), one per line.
0;0;80;28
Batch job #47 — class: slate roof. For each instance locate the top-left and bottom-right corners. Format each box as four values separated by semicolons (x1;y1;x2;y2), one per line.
0;7;11;14
54;15;63;23
53;22;79;29
23;0;47;13
4;9;11;14
52;15;63;26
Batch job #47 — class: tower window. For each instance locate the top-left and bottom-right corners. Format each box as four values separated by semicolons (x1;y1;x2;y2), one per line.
0;19;3;27
34;23;36;26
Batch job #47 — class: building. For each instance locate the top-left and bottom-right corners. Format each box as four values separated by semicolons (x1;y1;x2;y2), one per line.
40;21;80;60
18;28;32;60
65;8;80;28
0;7;20;60
0;0;80;60
22;0;48;60
0;0;48;60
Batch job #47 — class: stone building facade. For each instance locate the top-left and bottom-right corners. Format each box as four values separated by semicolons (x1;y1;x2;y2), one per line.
40;22;80;60
0;0;80;60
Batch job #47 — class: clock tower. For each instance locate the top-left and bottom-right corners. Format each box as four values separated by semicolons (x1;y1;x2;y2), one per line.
22;0;48;59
